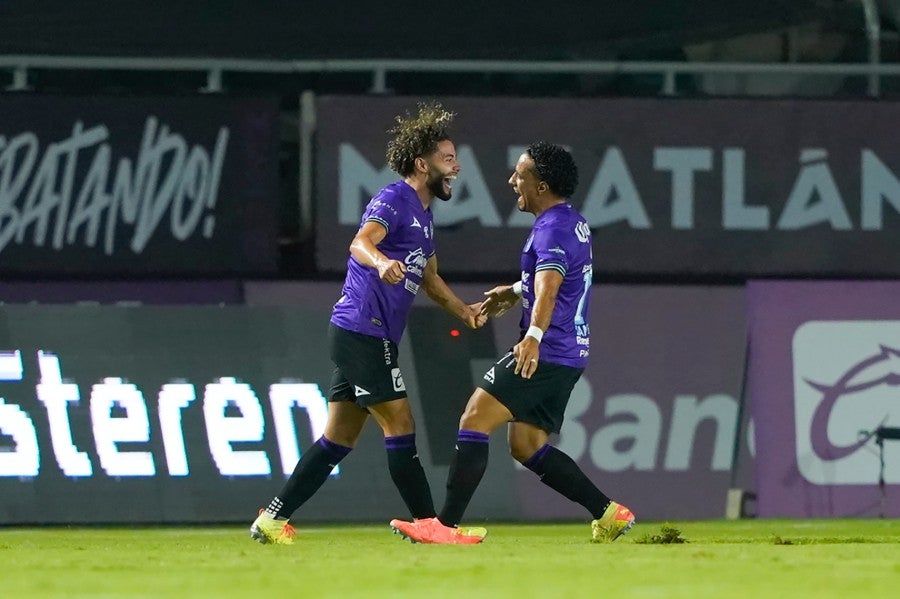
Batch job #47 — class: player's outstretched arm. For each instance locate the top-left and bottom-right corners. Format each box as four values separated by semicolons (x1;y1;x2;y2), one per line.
422;254;487;329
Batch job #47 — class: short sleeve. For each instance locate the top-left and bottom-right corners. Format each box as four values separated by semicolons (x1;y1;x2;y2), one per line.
362;189;402;233
531;225;569;277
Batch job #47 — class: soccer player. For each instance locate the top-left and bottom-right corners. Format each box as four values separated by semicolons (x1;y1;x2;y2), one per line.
251;102;487;545
390;142;635;544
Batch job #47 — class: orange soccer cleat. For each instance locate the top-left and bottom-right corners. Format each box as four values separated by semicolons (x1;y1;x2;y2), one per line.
390;517;486;545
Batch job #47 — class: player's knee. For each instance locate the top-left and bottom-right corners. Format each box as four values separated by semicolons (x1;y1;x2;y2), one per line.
509;436;545;464
383;412;415;436
458;405;488;431
508;441;533;464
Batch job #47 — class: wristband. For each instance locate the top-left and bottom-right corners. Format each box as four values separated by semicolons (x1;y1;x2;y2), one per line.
525;325;544;343
512;281;523;296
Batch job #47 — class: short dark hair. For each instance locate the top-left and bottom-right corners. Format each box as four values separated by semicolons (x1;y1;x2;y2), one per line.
526;142;578;198
386;101;455;177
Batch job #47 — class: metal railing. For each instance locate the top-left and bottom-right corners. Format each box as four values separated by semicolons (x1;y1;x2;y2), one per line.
2;55;900;97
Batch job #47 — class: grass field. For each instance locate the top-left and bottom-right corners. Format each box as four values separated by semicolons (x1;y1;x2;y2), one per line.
3;519;900;598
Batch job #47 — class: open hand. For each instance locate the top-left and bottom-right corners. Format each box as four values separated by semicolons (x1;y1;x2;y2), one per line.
480;285;520;318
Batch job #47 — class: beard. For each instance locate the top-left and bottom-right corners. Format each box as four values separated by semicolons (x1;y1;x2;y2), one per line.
426;168;452;201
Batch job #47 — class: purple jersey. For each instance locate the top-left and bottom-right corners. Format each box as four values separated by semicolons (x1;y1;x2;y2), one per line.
519;203;592;368
331;181;435;343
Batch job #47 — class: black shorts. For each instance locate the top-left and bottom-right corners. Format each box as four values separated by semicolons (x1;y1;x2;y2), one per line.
328;323;408;407
477;350;583;434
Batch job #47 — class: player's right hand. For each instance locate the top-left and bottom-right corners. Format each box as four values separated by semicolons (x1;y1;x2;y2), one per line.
376;258;407;284
463;303;488;329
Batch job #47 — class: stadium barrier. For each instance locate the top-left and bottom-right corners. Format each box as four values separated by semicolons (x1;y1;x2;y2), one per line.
0;282;749;524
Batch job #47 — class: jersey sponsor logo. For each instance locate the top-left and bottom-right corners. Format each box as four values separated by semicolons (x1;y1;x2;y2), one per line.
484;367;495;384
411;216;422;228
391;368;406;392
404;247;427;277
354;385;371;397
370;199;398;216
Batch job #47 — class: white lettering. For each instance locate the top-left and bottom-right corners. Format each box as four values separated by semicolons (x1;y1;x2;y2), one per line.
777;149;852;230
158;383;196;476
35;351;92;477
338;143;396;224
90;378;155;477
581;147;650;228
203;377;270;476
861;149;900;230
556;386;743;473
0;117;229;256
590;394;662;472
722;148;770;229
663;394;738;471
433;145;501;226
269;383;332;475
654;147;713;229
0;398;40;476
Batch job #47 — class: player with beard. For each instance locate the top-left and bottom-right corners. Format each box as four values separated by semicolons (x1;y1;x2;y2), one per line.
251;102;488;545
390;142;634;544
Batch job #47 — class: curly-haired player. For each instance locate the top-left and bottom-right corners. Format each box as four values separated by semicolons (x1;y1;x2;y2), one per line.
250;102;487;545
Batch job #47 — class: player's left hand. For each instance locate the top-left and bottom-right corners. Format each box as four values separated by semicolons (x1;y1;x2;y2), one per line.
512;337;540;379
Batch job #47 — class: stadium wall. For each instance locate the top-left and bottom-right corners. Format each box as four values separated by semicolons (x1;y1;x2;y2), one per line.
1;91;898;523
317;95;900;280
0;282;749;524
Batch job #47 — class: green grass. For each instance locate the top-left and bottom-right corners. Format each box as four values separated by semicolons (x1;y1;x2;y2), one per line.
3;520;900;598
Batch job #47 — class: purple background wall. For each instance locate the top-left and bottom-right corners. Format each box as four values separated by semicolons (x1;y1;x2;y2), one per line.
747;281;900;517
316;95;900;279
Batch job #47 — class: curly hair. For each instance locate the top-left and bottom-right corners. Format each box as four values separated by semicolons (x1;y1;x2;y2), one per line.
526;142;579;198
386;101;455;176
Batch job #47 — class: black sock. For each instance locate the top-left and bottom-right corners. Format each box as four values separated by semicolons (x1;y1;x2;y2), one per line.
439;430;490;527
385;434;435;519
265;436;352;519
523;444;611;519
